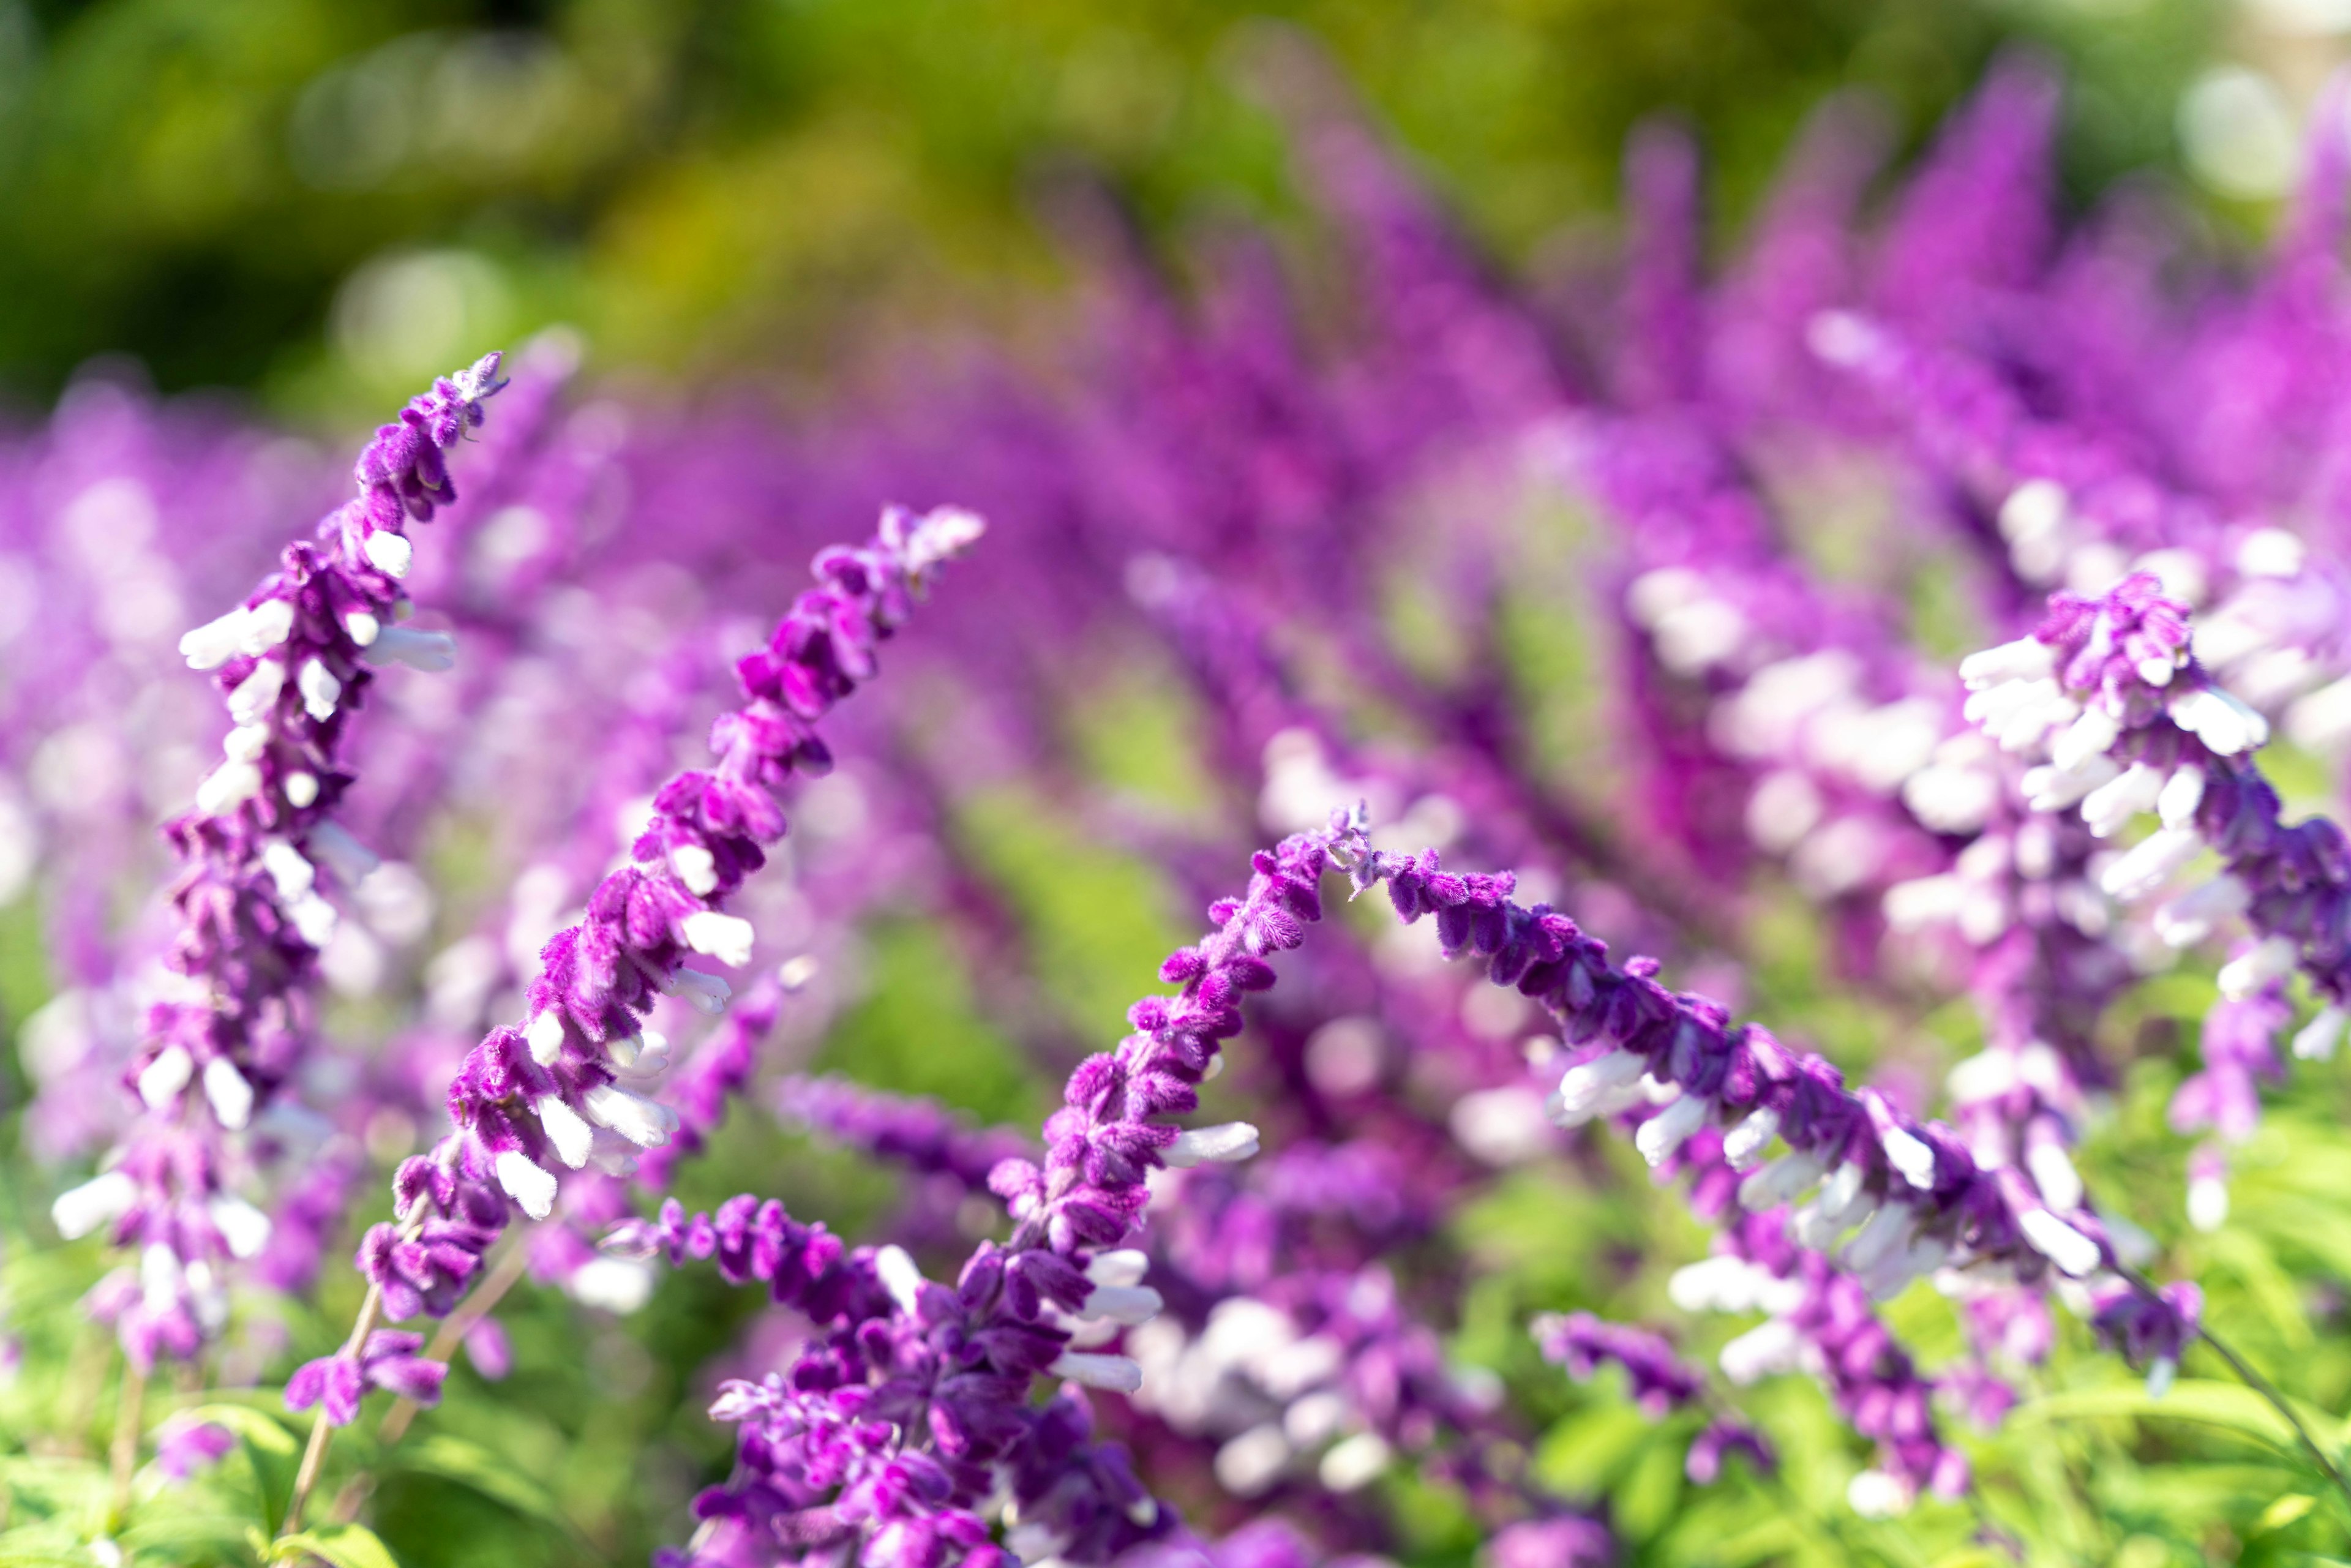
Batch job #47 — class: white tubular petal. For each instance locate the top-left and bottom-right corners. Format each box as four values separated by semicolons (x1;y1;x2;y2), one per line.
665;967;732;1014
138;1046;193;1111
2099;827;2202;901
1722;1108;1780;1171
2146;1356;2178;1400
196;760;263;817
1842;1204;1913;1274
227;659;285;724
2027;1141;2084;1213
261;840;315;900
1902;763;2001;834
1319;1432;1392;1493
201;1057;254;1131
283;771;320;809
179;607;250;670
681;910;755;968
2081;762;2164;838
538;1095;594;1169
1164;1122;1259;1167
582;1082;675;1149
2188;1172;2230;1232
609;1030;670;1078
2169;686;2269;756
1719;1318;1803;1386
1958;636;2057;689
365;625;456;672
1633;1093;1708;1167
777;954;820;991
1738;1150;1825;1211
525;1011;567;1065
2294;1005;2349;1062
2218;934;2297;1000
2050;707;2122;773
241;598;296;654
495;1150;557;1219
2019;1209;2102;1277
363;530;414;579
2023;756;2119;814
904;505;989;574
209;1196;272;1260
2157;765;2206;830
671;844;718;896
223;722;271;763
876;1245;924;1314
1051;1352;1144;1394
307;821;381;887
1548;1048;1644;1127
1670;1255;1763;1313
1862;1235;1949;1302
288;893;337;948
298;658;342;721
53;1171;137;1240
2153;874;2249;948
1818;1160;1867;1220
1082;1284;1164;1326
1087;1249;1150;1288
1847;1470;1914;1519
1881;1127;1937;1190
344;609;381;648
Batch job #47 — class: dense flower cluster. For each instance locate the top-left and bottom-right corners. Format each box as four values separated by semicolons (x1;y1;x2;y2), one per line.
20;44;2351;1568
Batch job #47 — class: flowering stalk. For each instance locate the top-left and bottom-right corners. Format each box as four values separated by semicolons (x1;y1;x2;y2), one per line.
276;504;984;1531
50;356;508;1370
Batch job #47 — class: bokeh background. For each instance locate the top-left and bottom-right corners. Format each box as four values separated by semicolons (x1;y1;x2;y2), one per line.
0;0;2312;421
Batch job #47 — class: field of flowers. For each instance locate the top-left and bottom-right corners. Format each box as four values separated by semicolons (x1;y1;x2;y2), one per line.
7;4;2351;1566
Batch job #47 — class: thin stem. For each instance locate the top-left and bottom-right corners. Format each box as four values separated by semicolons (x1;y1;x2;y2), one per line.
280;1281;383;1539
2116;1264;2351;1512
2195;1320;2351;1510
107;1365;144;1522
377;1236;531;1446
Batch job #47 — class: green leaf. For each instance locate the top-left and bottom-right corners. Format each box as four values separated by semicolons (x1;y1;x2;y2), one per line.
270;1522;399;1568
2259;1492;2317;1532
388;1434;561;1523
2012;1378;2342;1458
173;1405;299;1539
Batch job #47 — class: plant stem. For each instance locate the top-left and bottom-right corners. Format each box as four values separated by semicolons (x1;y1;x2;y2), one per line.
2117;1264;2351;1512
280;1281;383;1539
107;1365;144;1522
377;1235;531;1446
2195;1319;2351;1511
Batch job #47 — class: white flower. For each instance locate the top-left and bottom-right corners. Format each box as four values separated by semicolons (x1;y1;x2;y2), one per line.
876;1245;926;1313
1318;1431;1391;1493
2218;934;2298;1000
1880;1127;1937;1190
582;1082;677;1149
138;1045;193;1111
2018;1209;2102;1277
2026;1141;2083;1213
495;1150;557;1219
2168;685;2269;756
227;659;285;725
283;771;320;808
2187;1171;2230;1232
1847;1469;1913;1518
241;597;295;653
2082;763;2164;838
2022;755;2119;814
298;658;342;721
538;1095;594;1168
363;530;414;579
670;844;718;896
1719;1318;1802;1386
343;609;381;647
1082;1284;1164;1325
1633;1092;1708;1166
568;1256;656;1314
195;760;263;817
1547;1048;1645;1127
1049;1352;1144;1394
665;967;732;1014
364;626;456;672
209;1196;272;1259
2293;1005;2348;1062
2099;827;2203;901
203;1058;254;1131
1164;1122;1260;1168
1211;1424;1290;1495
1737;1150;1824;1211
179;607;252;670
307;822;381;887
2050;707;2122;773
525;1011;567;1066
681;910;755;968
1087;1250;1149;1288
52;1171;137;1240
2153;874;2249;948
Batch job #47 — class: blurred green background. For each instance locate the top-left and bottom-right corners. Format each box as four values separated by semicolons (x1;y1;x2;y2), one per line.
0;0;2305;423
